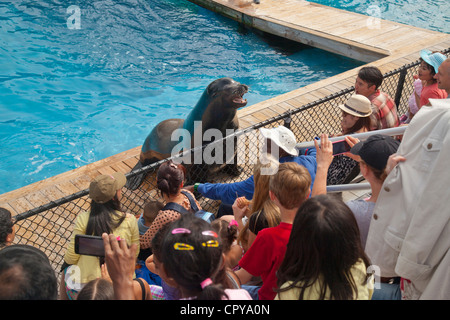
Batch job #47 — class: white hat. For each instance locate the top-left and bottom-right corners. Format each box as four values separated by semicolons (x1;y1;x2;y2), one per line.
260;126;298;156
338;94;372;117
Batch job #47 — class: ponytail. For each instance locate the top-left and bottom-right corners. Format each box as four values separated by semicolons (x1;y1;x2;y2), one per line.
196;278;228;300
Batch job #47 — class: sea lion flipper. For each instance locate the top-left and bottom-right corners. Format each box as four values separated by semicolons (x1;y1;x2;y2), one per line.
125;161;145;190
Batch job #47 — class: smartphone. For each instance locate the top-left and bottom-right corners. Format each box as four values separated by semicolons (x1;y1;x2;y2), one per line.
332;139;351;155
75;234;105;257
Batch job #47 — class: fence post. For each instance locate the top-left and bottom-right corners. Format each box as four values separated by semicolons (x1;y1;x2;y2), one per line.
283;110;292;129
394;68;408;108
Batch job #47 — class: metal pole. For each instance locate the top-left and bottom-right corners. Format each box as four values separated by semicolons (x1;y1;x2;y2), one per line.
296;126;407;149
326;182;371;193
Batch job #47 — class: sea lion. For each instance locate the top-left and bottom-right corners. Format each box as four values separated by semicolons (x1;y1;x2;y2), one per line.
126;77;248;190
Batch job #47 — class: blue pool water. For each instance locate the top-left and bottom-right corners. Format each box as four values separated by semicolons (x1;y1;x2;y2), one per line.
0;0;364;195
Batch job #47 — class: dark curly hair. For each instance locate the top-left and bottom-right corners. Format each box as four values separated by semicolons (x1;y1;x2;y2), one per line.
156;160;187;197
0;207;14;248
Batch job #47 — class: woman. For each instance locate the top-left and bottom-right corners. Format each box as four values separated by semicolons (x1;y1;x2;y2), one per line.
61;172;140;299
231;154;281;252
139;160;202;249
344;134;400;248
275;194;373;300
417;50;448;107
326;94;373;185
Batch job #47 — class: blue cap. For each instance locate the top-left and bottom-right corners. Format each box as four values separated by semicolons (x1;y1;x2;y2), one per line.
420;49;446;74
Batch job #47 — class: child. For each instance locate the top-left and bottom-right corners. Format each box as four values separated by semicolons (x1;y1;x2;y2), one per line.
401;75;423;124
275;194;373;300
0;207;15;248
135;197;169;288
211;219;242;289
402;50;448;123
232;155;281;252
76;278;114;300
138;200;164;236
146;223;180;300
160;214;252;300
234;162;312;300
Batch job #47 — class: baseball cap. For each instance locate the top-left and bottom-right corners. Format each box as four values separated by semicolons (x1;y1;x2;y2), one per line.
420;49;446;74
260;125;298;156
89;172;127;203
338;94;372;117
350;134;400;171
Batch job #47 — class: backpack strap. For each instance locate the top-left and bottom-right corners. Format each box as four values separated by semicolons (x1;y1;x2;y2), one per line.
180;190;199;212
133;278;147;301
162;202;191;215
162;190;199;215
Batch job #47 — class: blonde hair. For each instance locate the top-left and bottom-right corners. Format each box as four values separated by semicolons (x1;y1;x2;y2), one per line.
269;162;311;210
238;155;281;248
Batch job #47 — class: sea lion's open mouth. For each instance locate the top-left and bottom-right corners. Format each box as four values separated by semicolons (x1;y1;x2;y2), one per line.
232;86;248;106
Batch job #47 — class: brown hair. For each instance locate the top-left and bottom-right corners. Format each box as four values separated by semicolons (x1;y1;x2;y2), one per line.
360;160;387;182
143;200;164;224
156;160;186;197
269;162;311;210
342;111;372;135
357;66;383;90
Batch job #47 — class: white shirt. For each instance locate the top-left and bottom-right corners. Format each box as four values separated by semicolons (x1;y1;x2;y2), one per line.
365;98;450;300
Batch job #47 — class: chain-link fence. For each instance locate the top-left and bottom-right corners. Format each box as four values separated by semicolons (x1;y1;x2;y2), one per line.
10;48;450;276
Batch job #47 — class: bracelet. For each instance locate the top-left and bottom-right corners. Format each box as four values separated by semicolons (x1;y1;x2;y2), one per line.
194;183;200;192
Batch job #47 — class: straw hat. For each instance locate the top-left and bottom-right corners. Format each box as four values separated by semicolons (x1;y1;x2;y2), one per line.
338;94;372;117
259;125;298;156
89;172;127;203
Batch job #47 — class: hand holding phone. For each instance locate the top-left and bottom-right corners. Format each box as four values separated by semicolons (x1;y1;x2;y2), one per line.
332;139;351;155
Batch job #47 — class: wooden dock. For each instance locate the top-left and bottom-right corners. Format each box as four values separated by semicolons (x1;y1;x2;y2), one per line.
187;0;448;62
1;0;450;228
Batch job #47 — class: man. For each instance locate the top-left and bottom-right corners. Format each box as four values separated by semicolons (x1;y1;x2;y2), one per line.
0;244;58;300
434;57;450;95
185;125;317;207
365;98;450;300
355;66;400;130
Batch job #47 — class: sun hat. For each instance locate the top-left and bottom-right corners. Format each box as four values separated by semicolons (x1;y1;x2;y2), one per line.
259;125;298;156
89;172;127;204
338;94;372;118
420;49;446;74
350;134;400;171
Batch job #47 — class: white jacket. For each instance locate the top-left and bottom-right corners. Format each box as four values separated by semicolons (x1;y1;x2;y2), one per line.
365;98;450;300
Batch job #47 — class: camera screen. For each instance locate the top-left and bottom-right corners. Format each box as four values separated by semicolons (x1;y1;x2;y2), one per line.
75;235;105;257
332;140;351;155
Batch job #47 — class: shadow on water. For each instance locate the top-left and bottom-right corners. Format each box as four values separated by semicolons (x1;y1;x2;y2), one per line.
237;23;308;56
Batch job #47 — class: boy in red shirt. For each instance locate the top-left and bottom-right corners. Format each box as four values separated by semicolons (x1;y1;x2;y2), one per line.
234;162;312;300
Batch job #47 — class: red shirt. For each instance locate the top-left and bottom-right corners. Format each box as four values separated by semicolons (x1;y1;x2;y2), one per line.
420;83;448;107
239;222;292;300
